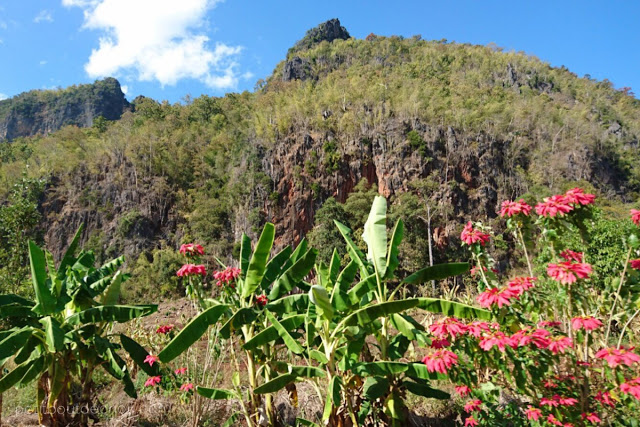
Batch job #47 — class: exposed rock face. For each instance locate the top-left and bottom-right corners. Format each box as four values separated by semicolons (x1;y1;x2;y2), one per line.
0;78;129;141
283;57;312;81
289;18;351;54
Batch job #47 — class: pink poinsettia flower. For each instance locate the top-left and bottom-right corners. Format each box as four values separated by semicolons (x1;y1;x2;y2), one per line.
506;276;536;293
538;320;562;328
559;250;584;263
179;243;205;257
429;317;467;339
144;376;161;387
255;294;268;306
581;412;602;424
630;259;640;270
464;321;492;338
595;346;640;368
174;367;187;375
144;355;159;366
564;188;595;206
547;336;573;354
547;414;563;426
499;199;532;217
547;261;592;285
476;286;519;308
544;379;558;389
525;406;542;421
177;264;206;277
571;316;603;331
620;378;640;400
558;396;578;406
470;265;487;276
595;390;616;407
180;382;195;392
455;385;472;397
631;209;640;226
430;338;451;349
460;222;490;246
464;399;482;412
421;349;458;374
512;328;550;349
479;331;516;352
213;266;241;287
464;416;479;427
541;396;560;407
535;195;574;217
156;324;174;334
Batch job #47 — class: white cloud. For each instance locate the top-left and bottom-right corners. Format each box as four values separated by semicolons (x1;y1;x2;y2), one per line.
63;0;243;89
39;60;47;66
34;10;54;23
0;93;8;101
120;84;128;95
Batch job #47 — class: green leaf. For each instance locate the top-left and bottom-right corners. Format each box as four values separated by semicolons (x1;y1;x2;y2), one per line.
328;249;341;284
331;260;358;311
243;314;306;351
220;307;257;340
159;304;228;362
15;355;46;389
65;304;157;325
290;238;308;263
334;220;369;274
341;299;420;328
385;219;404;279
363;376;390;400
120;334;160;376
322;376;342;421
266;294;309;317
48;363;67;407
29;241;56;315
222;413;243;427
242;223;275;298
309;285;334;320
259;246;293;291
391;313;425;341
354;362;409;376
309;349;328;364
40;317;65;353
196;386;236;400
0;294;34;307
269;248;317;300
265;311;304;354
362;196;388;277
254;373;297;394
403;263;470;285
102;271;123;305
295;418;320;427
0;328;33;361
281;364;326;378
58;224;84;278
347;274;377;305
416;298;491;320
239;234;251;279
0;358;37;393
404;381;450;399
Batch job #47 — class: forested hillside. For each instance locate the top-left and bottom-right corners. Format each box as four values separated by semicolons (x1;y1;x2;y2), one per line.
1;19;639;299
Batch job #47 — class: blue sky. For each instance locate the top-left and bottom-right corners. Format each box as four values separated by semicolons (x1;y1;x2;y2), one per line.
0;1;638;103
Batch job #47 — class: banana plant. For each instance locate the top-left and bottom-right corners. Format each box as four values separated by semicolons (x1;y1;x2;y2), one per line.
0;225;157;426
151;223;318;427
251;196;490;426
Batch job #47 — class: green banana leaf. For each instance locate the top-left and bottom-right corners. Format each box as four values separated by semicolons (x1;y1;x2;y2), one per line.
241;223;275;298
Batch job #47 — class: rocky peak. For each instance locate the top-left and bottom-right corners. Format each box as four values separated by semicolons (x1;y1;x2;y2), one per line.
289;18;351;55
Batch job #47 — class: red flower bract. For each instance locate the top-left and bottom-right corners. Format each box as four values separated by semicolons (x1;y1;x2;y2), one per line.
525;406;542;421
256;294;268;306
213;266;241;287
177;264;206;277
535;195;574;217
506;276;536;293
631;209;640;226
144;376;161;387
144;355;159;366
563;188;595;206
595;346;640;368
547;336;573;354
571;316;602;331
460;222;490;246
499;199;532;217
422;349;458;374
174;367;187;375
156;324;174;334
559;250;584;263
620;378;640;400
429;317;467;339
455;385;472;397
547;261;592;285
476;286;519;308
630;259;640;270
464;399;482;412
179;243;204;257
180;382;194;392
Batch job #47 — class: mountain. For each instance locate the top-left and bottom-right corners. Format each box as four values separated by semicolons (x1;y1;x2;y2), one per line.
1;19;639;298
0;77;129;141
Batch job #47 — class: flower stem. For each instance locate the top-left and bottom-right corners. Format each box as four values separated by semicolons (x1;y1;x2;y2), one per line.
516;226;534;277
604;247;632;345
617;308;640;348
